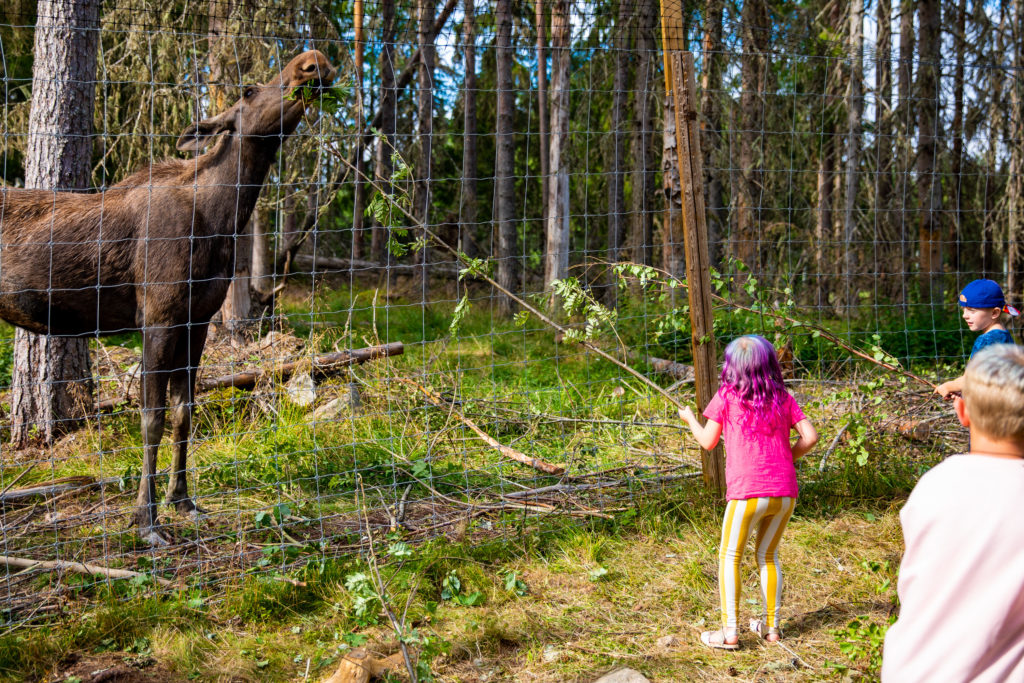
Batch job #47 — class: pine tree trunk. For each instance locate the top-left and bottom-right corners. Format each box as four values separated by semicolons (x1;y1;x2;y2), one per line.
1009;0;1024;301
11;0;100;447
372;0;397;264
210;0;256;343
414;0;436;299
700;0;726;269
460;0;479;259
543;0;571;309
536;0;550;249
607;0;631;303
495;0;518;315
734;0;769;279
951;0;967;277
630;0;656;269
875;0;895;298
917;0;944;304
251;207;271;305
815;129;837;310
352;0;367;260
983;1;1008;279
895;0;915;304
842;0;864;311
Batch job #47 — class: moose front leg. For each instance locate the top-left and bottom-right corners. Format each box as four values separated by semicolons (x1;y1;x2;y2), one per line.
134;327;174;546
165;323;209;518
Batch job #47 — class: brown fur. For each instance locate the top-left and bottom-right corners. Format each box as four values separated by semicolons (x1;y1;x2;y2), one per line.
0;50;336;543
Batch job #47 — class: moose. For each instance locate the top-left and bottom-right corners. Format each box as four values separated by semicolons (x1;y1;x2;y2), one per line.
0;50;336;545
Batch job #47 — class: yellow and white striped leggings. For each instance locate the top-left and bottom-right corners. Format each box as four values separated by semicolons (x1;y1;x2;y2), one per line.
718;496;796;632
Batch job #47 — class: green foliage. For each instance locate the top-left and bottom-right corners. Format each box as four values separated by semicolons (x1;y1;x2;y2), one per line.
440;571;483;607
343;572;381;625
829;615;894;678
550;277;617;343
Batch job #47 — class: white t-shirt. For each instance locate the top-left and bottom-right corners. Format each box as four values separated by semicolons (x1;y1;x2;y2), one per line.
882;454;1024;682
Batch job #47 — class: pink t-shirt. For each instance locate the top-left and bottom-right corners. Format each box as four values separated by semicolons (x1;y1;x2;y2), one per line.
703;386;806;500
882;455;1024;682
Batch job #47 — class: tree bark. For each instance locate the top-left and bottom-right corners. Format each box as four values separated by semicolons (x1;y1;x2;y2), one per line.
372;0;397;264
414;0;436;299
917;0;943;304
875;0;895;297
251;206;271;304
209;0;256;343
536;0;550;248
951;0;967;277
630;0;657;269
842;0;864;311
659;0;684;277
895;0;915;305
351;0;367;260
734;0;769;279
815;126;837;309
607;0;632;303
1009;0;1024;301
495;0;518;315
983;1;1008;279
544;0;571;308
11;0;100;447
700;0;726;269
460;0;479;259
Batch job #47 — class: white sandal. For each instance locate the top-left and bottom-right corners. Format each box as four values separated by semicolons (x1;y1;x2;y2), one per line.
700;629;740;650
749;618;782;642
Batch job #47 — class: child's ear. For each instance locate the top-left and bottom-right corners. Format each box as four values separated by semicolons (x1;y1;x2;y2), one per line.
953;395;971;428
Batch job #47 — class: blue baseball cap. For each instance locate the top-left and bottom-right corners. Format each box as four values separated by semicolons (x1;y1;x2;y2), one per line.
958;279;1020;316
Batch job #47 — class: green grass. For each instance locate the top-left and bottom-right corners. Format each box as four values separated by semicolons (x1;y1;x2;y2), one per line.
0;282;957;681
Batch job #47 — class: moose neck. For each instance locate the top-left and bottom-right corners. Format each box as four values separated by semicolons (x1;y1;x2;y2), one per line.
192;132;283;236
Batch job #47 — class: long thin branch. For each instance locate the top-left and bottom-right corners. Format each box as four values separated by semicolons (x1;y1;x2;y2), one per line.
399;377;565;475
0;554;173;587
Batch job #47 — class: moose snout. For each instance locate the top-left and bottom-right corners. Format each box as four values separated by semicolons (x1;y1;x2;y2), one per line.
291;51;336;89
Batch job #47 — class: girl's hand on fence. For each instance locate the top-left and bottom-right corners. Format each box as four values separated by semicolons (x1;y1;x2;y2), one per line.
679;406;696;424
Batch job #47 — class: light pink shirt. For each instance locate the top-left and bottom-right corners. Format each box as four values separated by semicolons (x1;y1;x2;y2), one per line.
882;455;1024;683
703;387;806;500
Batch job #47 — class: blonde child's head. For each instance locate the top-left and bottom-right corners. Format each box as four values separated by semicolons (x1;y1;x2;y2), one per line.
962;344;1024;442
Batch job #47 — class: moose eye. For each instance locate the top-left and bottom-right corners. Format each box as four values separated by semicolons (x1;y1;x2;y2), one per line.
243;86;257;99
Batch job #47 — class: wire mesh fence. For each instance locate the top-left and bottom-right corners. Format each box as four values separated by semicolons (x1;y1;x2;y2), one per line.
0;0;1016;630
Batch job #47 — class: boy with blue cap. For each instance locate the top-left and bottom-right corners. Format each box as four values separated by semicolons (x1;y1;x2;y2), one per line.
935;279;1018;399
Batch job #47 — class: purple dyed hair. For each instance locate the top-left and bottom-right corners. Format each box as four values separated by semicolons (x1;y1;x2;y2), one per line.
720;335;788;420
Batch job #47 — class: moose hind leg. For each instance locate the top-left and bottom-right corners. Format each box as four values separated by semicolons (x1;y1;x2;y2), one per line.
165;323;209;518
135;328;175;545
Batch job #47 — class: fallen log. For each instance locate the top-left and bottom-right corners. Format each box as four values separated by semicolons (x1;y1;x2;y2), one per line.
0;553;174;587
400;377;566;475
198;341;404;391
0;476;97;504
97;342;403;412
626;351;695;382
292;254;461;277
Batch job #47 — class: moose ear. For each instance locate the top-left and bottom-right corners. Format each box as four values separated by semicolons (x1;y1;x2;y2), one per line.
176;110;235;152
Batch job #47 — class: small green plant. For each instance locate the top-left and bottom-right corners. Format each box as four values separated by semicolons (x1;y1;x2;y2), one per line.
829;615;894;677
342;572;380;625
501;570;528;597
440;571;483;607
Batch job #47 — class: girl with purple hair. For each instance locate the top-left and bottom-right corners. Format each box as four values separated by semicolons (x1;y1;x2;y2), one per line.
679;335;818;649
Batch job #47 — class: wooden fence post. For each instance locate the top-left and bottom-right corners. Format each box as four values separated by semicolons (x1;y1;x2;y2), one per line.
660;0;726;495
